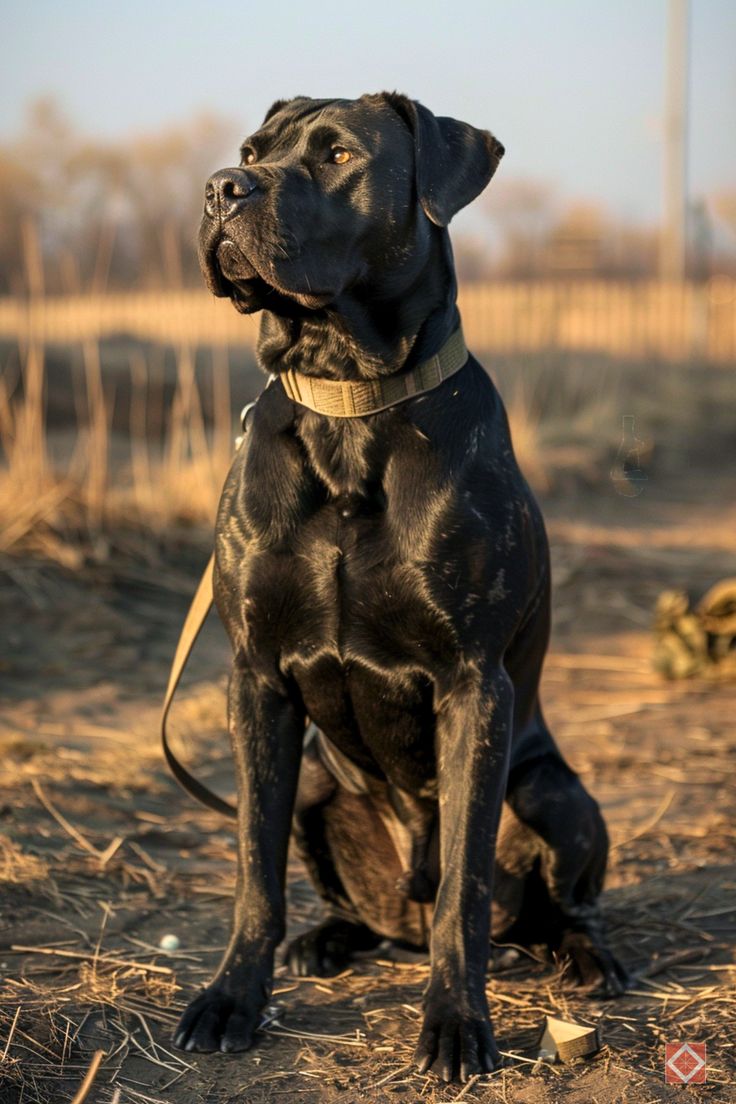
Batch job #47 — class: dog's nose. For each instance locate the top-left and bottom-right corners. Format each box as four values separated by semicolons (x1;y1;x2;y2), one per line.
204;169;258;220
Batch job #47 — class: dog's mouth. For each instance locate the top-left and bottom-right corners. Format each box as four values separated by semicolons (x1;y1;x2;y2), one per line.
196;230;272;314
216;239;259;284
207;239;268;314
201;232;335;315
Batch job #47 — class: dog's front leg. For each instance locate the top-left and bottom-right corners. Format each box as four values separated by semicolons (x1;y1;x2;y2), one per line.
174;663;305;1053
415;664;513;1082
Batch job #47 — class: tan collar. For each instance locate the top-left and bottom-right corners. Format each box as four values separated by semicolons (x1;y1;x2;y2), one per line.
279;326;468;417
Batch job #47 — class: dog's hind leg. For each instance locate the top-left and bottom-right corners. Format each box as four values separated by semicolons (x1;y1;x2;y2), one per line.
503;579;628;995
285;731;431;975
503;745;628;995
285;734;383;975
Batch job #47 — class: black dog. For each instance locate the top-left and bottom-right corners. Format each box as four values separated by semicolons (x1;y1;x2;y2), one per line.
174;93;626;1082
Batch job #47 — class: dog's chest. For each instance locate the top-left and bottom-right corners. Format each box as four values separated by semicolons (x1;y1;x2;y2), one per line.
237;494;457;788
250;496;457;673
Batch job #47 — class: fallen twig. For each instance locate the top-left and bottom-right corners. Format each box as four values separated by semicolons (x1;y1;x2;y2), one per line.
11;945;173;976
2;1004;21;1060
31;778;124;866
70;1048;104;1104
368;1061;416;1089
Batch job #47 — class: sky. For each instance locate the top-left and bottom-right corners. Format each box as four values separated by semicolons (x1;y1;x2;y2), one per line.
1;0;734;229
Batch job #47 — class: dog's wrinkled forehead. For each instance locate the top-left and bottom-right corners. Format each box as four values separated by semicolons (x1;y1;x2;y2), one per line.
243;95;410;162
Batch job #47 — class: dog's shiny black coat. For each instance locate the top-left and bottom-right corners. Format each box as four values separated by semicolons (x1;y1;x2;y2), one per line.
174;93;626;1082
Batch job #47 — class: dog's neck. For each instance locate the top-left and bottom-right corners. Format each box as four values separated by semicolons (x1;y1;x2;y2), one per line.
255;232;459;383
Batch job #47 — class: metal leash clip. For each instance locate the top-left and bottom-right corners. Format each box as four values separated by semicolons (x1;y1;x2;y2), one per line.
235;374;277;449
235;402;257;449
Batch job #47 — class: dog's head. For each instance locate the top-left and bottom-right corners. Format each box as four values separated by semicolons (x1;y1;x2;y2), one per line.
199;93;504;315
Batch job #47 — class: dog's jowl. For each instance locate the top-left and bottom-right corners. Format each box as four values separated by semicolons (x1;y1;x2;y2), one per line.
173;92;627;1082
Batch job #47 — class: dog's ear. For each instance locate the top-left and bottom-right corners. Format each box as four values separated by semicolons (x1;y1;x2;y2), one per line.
382;93;504;227
263;97;303;124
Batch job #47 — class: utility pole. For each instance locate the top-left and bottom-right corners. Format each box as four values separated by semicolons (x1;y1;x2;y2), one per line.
660;0;689;280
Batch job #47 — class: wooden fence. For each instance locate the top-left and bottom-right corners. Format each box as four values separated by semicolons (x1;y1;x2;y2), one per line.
1;279;735;363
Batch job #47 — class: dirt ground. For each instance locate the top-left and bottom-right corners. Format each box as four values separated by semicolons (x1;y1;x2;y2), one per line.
1;469;735;1104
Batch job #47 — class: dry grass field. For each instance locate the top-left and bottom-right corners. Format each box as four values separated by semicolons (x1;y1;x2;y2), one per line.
1;321;735;1104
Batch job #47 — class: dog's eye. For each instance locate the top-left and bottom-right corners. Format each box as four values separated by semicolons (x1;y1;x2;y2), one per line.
330;148;351;165
242;148;257;166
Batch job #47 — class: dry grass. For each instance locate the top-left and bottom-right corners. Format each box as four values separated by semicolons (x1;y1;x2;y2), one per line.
2;779;734;1104
0;835;49;886
500;353;621;493
0;946;186;1104
0;339;234;568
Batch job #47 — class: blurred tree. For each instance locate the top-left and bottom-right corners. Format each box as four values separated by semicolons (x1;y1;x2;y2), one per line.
539;202;608;275
0;97;238;293
607;222;660;278
482;178;706;280
483;177;559;277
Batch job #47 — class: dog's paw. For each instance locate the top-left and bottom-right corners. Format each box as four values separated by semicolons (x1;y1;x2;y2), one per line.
415;1005;501;1083
173;984;264;1054
556;930;629;997
284;926;350;978
284;918;382;977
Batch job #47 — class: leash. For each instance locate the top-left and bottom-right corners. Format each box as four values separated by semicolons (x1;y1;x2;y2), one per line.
160;394;262;820
160;327;468;816
160;551;237;817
